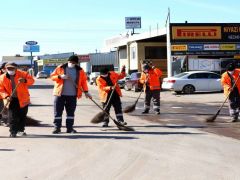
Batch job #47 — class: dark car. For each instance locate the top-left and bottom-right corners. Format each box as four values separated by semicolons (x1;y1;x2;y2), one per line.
118;76;130;88
124;72;143;92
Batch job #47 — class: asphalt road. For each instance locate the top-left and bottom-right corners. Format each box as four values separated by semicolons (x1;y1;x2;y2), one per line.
0;78;239;180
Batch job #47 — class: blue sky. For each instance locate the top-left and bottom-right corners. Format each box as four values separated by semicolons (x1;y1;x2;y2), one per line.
0;0;240;59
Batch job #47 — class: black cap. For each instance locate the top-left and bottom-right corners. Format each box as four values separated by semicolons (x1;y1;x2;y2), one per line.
0;62;7;69
100;67;109;75
5;62;18;68
142;64;150;71
226;63;235;71
68;55;79;63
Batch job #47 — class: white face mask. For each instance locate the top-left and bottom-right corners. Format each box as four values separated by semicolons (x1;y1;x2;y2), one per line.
68;62;75;68
7;70;15;75
228;71;234;75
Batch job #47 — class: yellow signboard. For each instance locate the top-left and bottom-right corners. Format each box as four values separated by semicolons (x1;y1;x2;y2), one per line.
171;45;187;51
172;26;222;40
220;44;236;51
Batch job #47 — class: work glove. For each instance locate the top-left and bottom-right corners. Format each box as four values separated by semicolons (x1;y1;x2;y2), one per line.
18;78;27;83
3;97;10;109
60;74;69;79
85;92;92;99
121;65;126;73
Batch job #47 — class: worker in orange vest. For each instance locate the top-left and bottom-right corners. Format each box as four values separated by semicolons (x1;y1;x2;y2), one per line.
139;62;162;114
50;55;92;134
0;62;35;137
221;63;240;122
96;66;127;127
0;62;7;124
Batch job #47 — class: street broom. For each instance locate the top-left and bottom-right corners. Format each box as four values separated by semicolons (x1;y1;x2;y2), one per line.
123;87;144;113
206;73;240;122
123;78;148;113
89;97;134;131
91;83;117;124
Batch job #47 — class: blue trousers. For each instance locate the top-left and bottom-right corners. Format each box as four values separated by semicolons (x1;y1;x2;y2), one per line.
54;95;77;129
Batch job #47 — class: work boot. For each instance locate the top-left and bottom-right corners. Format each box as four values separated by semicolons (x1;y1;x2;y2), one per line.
17;131;27;136
66;128;77;133
118;121;127;126
102;121;109;127
141;109;149;114
52;127;61;134
231;116;239;123
155;110;160;115
9;133;17;138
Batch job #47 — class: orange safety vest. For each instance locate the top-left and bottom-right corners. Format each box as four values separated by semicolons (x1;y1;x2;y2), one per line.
221;68;240;97
139;67;162;90
96;71;126;103
50;64;88;98
0;70;35;108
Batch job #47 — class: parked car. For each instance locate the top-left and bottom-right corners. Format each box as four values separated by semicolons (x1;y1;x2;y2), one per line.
124;72;143;92
89;72;100;85
36;71;48;79
118;76;130;89
162;71;223;94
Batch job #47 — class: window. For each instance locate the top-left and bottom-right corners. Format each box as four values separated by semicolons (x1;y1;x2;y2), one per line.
208;73;221;79
145;46;167;59
188;73;209;79
131;47;136;59
119;49;127;59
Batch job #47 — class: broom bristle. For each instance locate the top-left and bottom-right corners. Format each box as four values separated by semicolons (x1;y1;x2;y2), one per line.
91;112;106;124
123;105;136;113
26;116;41;126
205;114;217;122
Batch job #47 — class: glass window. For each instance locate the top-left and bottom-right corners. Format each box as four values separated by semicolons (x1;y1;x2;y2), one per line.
173;72;188;78
188;73;208;79
208;73;221;79
145;46;167;59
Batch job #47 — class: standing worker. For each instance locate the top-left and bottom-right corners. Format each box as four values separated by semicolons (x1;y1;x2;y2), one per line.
0;62;7;124
221;62;240;122
96;66;127;127
0;62;35;137
139;61;162;114
50;55;92;134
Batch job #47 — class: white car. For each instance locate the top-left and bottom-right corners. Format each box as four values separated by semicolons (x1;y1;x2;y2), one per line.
36;71;48;79
162;71;223;94
89;72;100;85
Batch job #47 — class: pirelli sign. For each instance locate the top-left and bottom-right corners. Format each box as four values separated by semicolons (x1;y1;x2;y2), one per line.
170;23;240;42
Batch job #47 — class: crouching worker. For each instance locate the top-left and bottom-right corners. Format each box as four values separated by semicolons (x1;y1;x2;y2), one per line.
139;62;162;115
0;63;34;137
221;63;240;122
96;66;127;127
50;55;92;134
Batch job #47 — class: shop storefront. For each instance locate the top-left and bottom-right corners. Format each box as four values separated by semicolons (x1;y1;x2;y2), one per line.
170;23;240;75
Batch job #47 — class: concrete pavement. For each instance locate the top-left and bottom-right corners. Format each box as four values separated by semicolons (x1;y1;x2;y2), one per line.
0;79;240;180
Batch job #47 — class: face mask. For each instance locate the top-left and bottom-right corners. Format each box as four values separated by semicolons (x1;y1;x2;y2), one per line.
228;71;234;75
68;62;75;68
101;74;108;77
7;70;15;75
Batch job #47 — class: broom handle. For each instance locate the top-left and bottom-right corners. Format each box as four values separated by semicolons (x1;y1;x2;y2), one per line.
0;82;20;115
0;71;30;115
217;73;240;113
134;75;149;105
104;82;117;110
88;97;117;122
66;74;116;121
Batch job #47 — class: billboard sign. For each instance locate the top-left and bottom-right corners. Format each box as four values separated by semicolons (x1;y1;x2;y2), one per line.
125;17;141;29
23;45;40;52
170;23;240;42
25;41;38;45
